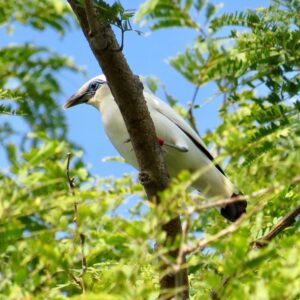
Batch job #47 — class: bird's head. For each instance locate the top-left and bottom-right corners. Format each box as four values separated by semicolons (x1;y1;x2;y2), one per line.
64;74;109;109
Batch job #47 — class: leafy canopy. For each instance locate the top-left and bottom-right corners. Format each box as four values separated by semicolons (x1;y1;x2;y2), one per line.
0;0;299;299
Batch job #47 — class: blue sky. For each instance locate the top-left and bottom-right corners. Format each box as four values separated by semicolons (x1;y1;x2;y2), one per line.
1;0;269;178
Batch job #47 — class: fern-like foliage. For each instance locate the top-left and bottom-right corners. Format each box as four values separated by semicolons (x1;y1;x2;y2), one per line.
210;0;300;32
0;89;26;115
95;0;135;30
167;0;300;182
0;44;79;141
136;0;200;30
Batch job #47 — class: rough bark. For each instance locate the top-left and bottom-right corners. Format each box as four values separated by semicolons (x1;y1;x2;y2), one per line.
67;1;189;298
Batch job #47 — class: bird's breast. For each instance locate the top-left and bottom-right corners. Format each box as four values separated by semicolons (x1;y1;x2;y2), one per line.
101;101;139;169
99;98;233;198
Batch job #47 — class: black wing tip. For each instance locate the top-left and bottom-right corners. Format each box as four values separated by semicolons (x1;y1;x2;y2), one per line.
221;194;247;222
174;123;226;176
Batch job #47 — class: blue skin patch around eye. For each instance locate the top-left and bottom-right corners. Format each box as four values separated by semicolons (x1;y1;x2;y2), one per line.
88;80;106;93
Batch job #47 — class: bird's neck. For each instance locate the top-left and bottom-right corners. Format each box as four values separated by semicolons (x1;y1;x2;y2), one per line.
98;84;111;99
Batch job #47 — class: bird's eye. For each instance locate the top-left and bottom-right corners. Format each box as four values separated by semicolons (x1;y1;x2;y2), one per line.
88;81;101;92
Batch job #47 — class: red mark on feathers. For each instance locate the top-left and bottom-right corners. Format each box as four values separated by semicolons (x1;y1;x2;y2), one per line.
157;137;164;146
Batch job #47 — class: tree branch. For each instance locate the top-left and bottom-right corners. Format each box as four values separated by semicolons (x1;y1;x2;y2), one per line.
208;203;300;299
187;175;300;214
253;204;300;248
183;200;267;255
67;1;188;298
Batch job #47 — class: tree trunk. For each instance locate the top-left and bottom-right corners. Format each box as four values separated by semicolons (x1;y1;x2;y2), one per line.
67;1;189;298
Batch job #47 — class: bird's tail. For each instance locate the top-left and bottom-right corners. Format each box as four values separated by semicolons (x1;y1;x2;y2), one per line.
220;193;247;222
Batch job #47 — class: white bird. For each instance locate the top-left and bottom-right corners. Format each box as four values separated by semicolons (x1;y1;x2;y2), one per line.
64;75;246;221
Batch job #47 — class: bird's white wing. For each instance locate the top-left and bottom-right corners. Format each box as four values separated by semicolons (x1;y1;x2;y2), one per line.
144;91;225;176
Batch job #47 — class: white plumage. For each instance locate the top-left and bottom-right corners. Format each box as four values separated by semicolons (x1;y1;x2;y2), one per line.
64;75;247;221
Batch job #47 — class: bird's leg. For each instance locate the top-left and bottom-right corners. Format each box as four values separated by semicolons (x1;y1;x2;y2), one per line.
157;136;188;153
165;142;188;153
125;136;187;158
126;137;187;153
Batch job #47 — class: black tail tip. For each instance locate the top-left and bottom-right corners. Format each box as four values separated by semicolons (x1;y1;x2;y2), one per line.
221;194;247;222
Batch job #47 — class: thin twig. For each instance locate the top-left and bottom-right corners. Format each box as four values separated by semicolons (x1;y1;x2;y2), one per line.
66;153;87;292
182;176;300;255
66;152;76;194
73;202;88;277
69;271;85;291
183;213;247;255
188;175;300;215
187;85;200;134
184;201;266;255
176;220;189;267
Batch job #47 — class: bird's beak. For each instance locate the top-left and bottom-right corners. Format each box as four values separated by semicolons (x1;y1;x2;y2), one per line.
64;93;89;109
